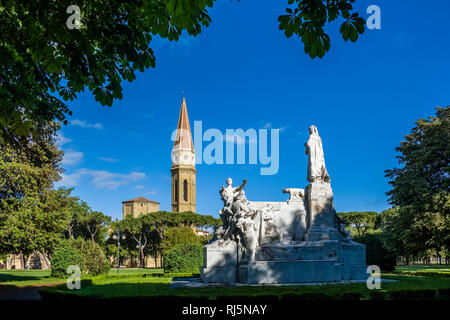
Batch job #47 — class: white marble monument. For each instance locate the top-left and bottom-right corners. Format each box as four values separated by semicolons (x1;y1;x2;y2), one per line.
201;125;366;284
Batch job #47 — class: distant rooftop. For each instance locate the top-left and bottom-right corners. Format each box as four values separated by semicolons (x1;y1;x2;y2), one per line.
122;196;159;204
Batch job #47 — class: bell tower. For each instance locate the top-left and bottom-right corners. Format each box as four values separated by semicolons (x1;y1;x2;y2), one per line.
171;97;196;213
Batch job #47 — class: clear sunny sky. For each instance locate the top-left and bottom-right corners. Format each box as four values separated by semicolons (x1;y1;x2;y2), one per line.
55;0;450;220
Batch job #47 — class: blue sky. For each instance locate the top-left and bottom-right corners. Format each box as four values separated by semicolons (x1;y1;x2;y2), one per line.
55;0;450;220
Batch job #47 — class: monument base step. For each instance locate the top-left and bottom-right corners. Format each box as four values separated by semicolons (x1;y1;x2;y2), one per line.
201;267;237;283
201;260;366;284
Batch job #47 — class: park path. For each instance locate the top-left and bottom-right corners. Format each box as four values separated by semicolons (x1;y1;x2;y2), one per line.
0;282;64;300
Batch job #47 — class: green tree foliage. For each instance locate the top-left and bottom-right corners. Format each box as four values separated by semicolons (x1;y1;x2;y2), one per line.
278;0;365;58
0;124;74;258
50;245;83;278
114;214;154;267
378;208;407;259
337;211;378;237
65;199;89;239
385;107;450;211
77;210;111;244
163;243;203;273
73;239;110;275
383;107;450;258
1;0;364;143
145;211;219;242
65;199;110;244
161;226;199;254
109;211;219;266
0;0;214;143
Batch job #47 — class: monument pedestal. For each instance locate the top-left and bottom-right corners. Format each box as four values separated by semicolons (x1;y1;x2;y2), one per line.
201;125;367;284
201;241;240;283
304;228;342;241
239;260;342;284
202;240;367;284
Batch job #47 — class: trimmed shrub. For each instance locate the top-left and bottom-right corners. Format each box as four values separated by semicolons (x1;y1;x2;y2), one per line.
162;227;200;254
354;232;396;272
51;238;109;277
163;243;203;273
51;245;83;278
78;240;110;276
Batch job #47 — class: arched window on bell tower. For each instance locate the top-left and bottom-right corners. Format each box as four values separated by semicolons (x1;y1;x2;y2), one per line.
174;179;178;203
183;180;188;202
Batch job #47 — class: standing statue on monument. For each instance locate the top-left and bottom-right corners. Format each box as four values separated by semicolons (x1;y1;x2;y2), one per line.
305;125;330;183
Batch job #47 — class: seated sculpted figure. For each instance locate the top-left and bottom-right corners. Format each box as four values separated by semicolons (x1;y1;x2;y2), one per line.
236;215;258;263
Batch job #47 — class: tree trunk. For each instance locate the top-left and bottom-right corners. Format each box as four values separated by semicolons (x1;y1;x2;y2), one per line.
19;252;24;270
140;247;145;268
43;252;51;269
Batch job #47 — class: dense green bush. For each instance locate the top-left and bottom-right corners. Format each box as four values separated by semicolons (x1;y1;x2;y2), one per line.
51;245;83;278
51;238;109;277
162;227;200;254
163;243;203;273
78;240;110;276
354;232;396;272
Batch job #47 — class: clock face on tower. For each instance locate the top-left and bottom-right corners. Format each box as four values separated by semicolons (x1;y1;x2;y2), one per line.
172;150;194;166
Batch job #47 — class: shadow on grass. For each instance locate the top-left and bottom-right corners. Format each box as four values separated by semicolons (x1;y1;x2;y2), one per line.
39;279;370;301
0;273;47;283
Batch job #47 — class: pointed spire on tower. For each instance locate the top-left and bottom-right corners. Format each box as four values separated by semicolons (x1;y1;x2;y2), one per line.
173;97;194;151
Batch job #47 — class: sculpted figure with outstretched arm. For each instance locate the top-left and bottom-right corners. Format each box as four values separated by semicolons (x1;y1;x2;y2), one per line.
218;178;248;241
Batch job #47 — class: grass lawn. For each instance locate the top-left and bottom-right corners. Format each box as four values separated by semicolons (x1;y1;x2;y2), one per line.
0;269;60;287
395;264;450;273
3;265;450;299
41;271;450;300
106;268;163;275
0;268;163;287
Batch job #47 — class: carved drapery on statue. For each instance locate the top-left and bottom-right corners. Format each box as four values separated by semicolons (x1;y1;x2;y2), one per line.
305;125;330;183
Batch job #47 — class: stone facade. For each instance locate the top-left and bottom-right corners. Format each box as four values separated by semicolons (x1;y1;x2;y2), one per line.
0;252;50;270
117;254;163;269
122;197;160;218
171;97;196;213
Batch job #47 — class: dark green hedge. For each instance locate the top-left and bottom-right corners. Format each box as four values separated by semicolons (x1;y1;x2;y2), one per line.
163;243;203;273
354;233;396;272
